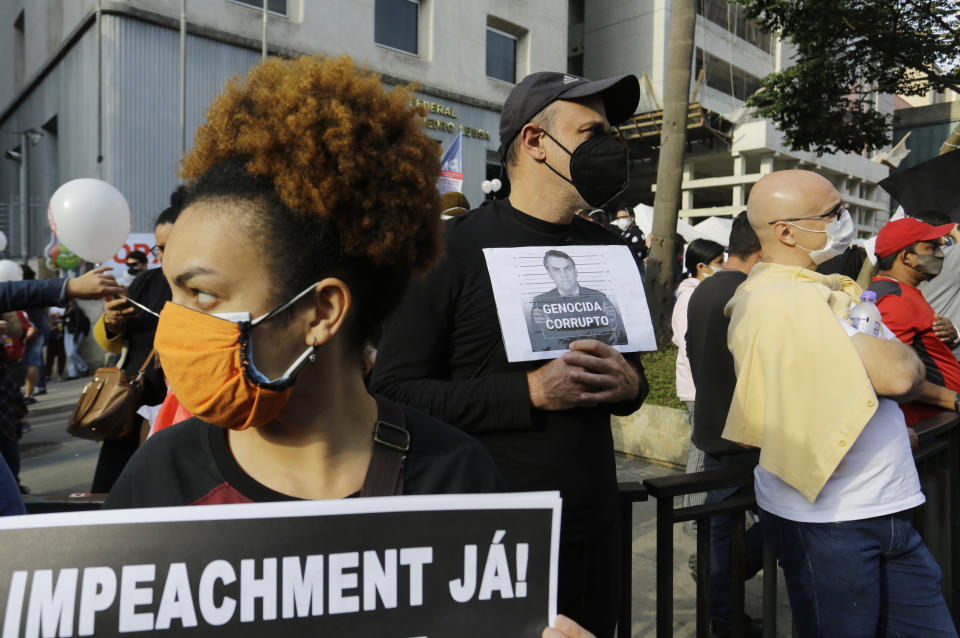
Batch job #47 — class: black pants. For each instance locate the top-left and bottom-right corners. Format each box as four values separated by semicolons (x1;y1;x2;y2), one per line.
0;433;19;485
558;515;621;638
91;428;140;493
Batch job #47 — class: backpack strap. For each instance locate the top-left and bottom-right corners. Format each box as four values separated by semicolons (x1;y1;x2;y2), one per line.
360;395;410;497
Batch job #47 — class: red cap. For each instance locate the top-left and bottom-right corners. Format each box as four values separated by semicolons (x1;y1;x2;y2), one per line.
875;218;955;258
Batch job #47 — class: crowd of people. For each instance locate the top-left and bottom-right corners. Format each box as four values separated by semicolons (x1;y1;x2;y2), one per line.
0;53;956;638
662;172;960;636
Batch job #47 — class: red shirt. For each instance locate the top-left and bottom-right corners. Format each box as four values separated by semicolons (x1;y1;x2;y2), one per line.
869;276;960;426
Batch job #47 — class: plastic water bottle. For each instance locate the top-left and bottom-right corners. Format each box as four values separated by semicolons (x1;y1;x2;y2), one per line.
849;291;882;336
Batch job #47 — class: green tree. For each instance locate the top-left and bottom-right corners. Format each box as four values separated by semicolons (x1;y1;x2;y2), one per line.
737;0;960;155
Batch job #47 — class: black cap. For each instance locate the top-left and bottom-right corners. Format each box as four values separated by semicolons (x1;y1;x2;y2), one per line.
498;71;640;160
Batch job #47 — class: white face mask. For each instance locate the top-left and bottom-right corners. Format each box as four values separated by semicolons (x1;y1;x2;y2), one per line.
787;210;856;265
613;218;632;232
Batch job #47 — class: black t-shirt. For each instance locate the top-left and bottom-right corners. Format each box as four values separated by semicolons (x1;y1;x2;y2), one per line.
685;269;750;456
816;246;867;280
104;400;503;508
370;198;648;538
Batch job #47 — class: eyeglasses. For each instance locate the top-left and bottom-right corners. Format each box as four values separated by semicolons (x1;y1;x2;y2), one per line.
149;245;164;259
768;201;847;225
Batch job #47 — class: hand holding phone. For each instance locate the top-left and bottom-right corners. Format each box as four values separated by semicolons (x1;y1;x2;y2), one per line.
103;296;138;333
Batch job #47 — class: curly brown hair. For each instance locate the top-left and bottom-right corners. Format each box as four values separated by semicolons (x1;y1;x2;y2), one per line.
181;55;442;274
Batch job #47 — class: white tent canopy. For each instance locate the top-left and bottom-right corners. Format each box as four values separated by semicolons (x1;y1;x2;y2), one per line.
693;216;733;247
632;204;709;243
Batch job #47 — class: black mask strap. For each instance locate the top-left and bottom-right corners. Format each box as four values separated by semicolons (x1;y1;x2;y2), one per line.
539;129;577;189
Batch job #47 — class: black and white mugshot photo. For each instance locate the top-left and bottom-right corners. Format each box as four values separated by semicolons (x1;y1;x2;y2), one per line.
483;245;656;362
528;250;628;351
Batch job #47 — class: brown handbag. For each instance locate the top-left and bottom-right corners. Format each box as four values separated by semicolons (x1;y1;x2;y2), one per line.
66;351;157;441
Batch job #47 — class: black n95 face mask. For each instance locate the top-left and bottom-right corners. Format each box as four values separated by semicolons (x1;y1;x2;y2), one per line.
541;129;629;208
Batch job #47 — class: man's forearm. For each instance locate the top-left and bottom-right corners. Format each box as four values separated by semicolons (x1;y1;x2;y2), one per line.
913;380;960;411
851;333;924;398
0;279;68;314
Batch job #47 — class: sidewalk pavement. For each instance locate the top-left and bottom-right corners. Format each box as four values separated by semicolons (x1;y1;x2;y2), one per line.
20;377;102;495
18;380;794;637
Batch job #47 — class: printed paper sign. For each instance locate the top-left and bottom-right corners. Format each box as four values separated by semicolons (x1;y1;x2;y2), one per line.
0;492;560;637
483;245;656;362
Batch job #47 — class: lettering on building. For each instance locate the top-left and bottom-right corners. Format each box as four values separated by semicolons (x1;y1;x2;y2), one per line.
414;98;491;140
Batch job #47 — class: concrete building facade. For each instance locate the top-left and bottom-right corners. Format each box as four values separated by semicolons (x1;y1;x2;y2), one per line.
572;0;892;238
892;101;960;172
0;0;567;258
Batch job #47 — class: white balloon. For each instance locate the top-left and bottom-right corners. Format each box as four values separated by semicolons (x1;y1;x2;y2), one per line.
0;260;22;282
481;180;492;194
0;231;7;253
490;178;502;192
48;178;132;263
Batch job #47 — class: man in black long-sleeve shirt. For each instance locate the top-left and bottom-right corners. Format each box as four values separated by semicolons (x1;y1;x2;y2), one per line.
371;72;648;638
684;212;763;637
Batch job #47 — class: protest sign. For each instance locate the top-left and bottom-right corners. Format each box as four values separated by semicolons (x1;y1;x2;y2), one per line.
483;245;656;362
0;492;560;637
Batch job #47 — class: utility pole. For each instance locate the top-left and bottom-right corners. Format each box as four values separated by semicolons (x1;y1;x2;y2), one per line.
645;0;697;344
180;0;187;159
261;0;268;59
18;131;28;258
96;0;103;178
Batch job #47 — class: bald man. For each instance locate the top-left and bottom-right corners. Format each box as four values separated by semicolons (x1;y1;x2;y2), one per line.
722;171;955;637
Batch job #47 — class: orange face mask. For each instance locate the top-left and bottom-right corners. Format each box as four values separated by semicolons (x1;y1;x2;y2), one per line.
153;289;318;430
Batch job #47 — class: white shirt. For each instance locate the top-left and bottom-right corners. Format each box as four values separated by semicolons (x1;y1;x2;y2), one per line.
671;277;700;402
755;320;924;523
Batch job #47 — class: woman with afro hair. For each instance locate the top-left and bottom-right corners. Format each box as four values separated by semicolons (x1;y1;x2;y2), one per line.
104;56;600;638
104;56;504;506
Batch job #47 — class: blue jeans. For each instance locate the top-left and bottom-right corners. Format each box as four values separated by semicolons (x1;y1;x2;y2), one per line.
64;331;88;378
760;509;957;638
704;452;764;625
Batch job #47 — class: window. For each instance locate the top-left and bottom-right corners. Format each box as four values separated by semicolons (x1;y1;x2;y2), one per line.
486;27;517;84
695;48;762;101
375;0;419;55
230;0;288;16
697;0;772;54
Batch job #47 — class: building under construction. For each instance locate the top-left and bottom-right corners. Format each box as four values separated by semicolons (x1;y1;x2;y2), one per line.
571;0;893;238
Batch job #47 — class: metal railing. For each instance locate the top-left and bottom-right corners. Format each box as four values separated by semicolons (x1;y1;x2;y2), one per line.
642;413;960;637
643;465;771;638
23;492;105;514
617;482;649;638
911;413;960;618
